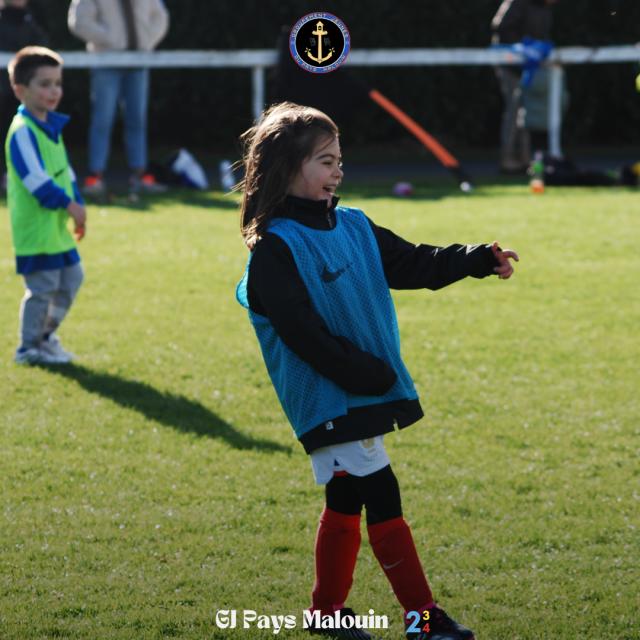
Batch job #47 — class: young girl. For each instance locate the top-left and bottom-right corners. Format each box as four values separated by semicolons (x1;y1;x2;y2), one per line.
236;102;518;640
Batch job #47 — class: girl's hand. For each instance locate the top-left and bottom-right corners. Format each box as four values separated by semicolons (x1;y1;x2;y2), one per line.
491;241;519;279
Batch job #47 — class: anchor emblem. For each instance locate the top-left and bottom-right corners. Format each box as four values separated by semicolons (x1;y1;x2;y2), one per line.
305;21;335;64
289;13;350;74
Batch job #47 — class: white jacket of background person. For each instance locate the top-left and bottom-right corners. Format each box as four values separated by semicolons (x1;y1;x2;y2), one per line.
68;0;169;53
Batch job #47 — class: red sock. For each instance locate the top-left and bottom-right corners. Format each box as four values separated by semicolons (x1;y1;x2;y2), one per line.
311;507;362;614
368;516;434;612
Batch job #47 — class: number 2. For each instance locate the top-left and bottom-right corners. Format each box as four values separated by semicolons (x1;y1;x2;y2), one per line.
406;611;421;633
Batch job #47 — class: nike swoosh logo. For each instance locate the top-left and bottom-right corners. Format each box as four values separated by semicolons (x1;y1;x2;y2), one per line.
382;559;403;570
321;264;348;283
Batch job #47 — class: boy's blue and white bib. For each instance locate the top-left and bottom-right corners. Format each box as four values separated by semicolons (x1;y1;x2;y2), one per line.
236;206;418;439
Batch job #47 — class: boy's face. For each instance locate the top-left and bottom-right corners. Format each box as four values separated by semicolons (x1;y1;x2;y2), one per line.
13;65;63;120
288;135;343;206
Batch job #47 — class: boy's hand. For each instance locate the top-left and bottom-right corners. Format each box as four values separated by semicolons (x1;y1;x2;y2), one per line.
491;241;519;279
67;201;87;228
74;223;86;241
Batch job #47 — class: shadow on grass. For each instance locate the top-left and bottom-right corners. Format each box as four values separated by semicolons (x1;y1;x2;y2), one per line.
341;177;530;201
40;363;291;454
84;188;239;211
151;188;240;209
75;180;533;211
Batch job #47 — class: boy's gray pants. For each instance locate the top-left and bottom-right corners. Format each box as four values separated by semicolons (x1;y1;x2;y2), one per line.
19;263;84;349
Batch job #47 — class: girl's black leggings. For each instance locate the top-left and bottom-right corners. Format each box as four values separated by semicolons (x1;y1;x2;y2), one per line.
324;464;402;525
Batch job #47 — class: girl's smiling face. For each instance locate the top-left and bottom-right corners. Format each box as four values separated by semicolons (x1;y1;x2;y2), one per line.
288;135;343;206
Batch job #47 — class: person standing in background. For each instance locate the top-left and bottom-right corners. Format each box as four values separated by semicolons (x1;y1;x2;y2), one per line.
491;0;558;173
0;0;49;189
67;0;169;196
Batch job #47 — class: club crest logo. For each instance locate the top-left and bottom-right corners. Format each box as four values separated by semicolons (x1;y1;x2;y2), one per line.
289;13;351;74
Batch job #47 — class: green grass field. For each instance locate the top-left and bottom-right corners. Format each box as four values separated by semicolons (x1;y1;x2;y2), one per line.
1;182;638;640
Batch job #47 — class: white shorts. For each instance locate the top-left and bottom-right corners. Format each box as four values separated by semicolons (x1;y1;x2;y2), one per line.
310;436;390;485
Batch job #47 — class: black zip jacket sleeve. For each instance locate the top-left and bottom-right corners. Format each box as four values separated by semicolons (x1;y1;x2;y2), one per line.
246;201;500;397
369;218;499;290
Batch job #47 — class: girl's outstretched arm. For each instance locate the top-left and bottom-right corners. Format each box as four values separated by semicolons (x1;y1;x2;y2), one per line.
368;218;504;290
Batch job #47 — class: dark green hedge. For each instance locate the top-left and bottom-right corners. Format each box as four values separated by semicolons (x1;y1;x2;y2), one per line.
29;0;640;153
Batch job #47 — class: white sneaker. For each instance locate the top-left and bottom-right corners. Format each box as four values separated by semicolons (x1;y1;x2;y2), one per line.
14;347;42;365
40;334;74;363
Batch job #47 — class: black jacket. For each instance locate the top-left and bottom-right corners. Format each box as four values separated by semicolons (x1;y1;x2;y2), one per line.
491;0;554;45
246;195;500;453
0;7;49;169
0;7;48;52
0;7;49;96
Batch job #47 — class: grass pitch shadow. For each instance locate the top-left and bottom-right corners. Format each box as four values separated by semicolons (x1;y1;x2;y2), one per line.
41;363;291;454
82;188;239;211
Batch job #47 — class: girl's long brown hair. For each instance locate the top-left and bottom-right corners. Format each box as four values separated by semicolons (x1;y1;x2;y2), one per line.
238;102;339;249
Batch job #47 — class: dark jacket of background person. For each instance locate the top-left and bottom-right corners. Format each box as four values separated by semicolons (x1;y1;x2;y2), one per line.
0;3;49;173
491;0;554;46
0;4;48;53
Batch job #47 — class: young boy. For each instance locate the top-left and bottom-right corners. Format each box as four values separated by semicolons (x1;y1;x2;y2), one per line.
5;46;86;364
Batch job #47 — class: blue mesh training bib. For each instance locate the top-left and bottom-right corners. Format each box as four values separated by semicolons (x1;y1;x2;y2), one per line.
236;206;418;439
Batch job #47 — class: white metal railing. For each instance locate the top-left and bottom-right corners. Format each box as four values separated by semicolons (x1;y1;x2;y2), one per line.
2;46;638;155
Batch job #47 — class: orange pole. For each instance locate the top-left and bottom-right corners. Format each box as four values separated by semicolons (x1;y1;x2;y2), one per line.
369;89;459;169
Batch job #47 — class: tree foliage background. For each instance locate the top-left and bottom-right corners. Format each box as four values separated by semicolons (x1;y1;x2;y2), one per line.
28;0;640;154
